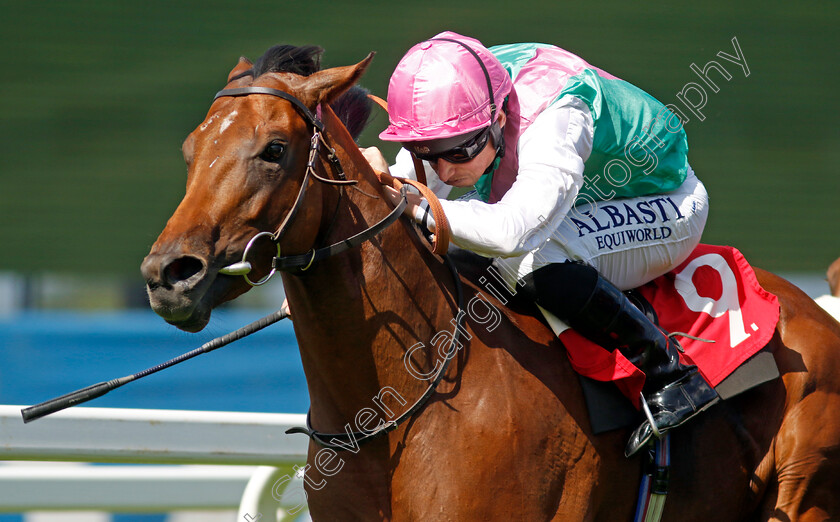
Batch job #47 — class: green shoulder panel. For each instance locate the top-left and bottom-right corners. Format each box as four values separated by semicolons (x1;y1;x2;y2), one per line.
558;69;689;204
489;43;553;80
486;44;688;205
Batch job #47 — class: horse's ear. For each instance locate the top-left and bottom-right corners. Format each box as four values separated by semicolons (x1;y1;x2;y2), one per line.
227;56;253;83
302;52;375;108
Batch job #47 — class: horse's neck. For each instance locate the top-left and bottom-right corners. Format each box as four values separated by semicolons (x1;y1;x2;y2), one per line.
282;114;456;430
284;213;452;430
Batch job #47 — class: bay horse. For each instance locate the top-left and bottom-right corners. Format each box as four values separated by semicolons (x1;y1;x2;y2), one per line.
141;45;840;520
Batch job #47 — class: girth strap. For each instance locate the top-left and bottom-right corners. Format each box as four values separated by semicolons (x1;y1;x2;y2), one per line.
634;434;671;522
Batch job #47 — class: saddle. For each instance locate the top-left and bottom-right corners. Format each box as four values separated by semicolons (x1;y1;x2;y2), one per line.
451;244;781;434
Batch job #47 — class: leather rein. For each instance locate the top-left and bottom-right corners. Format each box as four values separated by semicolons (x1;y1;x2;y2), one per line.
212;85;466;450
286;254;465;451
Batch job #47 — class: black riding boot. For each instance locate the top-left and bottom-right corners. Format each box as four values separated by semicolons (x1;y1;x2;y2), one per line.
521;263;719;457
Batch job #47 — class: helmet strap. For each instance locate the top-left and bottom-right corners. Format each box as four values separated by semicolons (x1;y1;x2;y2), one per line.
427;37;507;201
489;119;505;162
475;163;497;202
483;156;501;176
431;37;498;124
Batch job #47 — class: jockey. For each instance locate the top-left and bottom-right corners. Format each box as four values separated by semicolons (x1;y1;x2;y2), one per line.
364;31;719;457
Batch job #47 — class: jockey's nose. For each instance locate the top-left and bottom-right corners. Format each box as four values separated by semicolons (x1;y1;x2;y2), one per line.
435;159;456;183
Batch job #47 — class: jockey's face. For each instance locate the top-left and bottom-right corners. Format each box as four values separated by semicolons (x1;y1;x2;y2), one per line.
430;112;506;187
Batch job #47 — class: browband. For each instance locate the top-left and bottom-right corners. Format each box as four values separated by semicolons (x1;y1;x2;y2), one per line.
214;87;324;132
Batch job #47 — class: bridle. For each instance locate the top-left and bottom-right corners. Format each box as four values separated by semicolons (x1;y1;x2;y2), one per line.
21;81;464;445
211;85;467;450
214;86;409;284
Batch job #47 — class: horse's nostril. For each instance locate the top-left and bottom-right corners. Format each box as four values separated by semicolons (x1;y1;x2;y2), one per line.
163;256;205;285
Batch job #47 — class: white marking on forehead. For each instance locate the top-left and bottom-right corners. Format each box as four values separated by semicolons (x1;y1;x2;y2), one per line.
199;113;220;132
208;156;218;168
219;111;238;135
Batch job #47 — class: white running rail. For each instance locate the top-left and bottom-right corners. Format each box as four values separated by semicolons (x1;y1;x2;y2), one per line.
0;405;311;521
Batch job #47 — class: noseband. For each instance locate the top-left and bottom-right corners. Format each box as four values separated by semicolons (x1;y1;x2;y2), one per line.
213;86;408;285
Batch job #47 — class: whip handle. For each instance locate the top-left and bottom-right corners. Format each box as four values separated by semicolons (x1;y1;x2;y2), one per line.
21;378;128;423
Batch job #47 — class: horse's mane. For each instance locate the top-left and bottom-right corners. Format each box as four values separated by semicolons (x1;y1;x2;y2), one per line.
235;44;372;141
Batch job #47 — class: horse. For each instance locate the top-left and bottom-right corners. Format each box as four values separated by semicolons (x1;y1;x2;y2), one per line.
141;45;840;521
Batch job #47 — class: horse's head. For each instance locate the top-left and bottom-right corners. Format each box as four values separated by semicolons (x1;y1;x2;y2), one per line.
141;46;373;332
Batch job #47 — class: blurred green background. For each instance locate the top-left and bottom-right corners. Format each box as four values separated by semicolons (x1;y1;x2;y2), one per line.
1;1;838;293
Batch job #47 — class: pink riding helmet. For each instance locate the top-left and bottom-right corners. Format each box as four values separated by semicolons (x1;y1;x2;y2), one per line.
379;31;513;143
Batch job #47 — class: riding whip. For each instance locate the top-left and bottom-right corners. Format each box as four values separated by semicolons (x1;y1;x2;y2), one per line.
20;309;289;423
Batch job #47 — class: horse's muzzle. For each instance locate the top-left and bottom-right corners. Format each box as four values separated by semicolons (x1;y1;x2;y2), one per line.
141;252;211;331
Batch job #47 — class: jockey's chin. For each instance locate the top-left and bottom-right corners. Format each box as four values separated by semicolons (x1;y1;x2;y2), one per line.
441;175;480;188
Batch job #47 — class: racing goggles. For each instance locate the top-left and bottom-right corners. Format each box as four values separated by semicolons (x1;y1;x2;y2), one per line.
402;125;493;164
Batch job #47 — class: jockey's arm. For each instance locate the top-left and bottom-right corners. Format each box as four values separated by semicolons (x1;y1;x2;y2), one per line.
434;100;593;258
360;98;594;259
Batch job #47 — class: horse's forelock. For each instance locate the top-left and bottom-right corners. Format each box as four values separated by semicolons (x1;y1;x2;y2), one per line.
241;44;371;141
253;44;324;78
332;86;372;142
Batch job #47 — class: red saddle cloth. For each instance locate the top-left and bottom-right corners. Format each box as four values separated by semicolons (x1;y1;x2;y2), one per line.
559;244;780;407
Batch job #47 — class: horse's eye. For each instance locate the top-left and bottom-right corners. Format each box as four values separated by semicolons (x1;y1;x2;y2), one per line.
259;141;286;163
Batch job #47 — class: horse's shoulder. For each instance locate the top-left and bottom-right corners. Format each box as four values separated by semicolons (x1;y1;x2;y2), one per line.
447;249;558;343
448;249;533;314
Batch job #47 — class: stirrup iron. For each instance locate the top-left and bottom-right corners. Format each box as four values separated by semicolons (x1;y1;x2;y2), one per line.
639;392;662;439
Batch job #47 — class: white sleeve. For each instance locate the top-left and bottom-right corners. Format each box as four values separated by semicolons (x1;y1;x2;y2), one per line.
436;96;594;258
390;147;454;200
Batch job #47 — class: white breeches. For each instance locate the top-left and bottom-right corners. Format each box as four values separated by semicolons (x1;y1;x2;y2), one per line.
494;169;709;291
